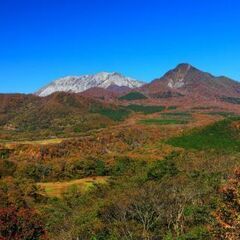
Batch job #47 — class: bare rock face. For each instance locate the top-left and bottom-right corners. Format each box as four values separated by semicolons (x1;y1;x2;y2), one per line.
36;72;144;97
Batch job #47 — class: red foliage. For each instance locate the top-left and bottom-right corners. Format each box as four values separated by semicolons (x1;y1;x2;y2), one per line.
0;206;47;240
213;168;240;240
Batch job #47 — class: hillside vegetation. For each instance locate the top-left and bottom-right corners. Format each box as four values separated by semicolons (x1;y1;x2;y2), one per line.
119;91;148;100
167;117;240;152
0;94;240;240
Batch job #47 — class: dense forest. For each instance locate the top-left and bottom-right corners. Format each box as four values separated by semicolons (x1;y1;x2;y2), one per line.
0;100;240;239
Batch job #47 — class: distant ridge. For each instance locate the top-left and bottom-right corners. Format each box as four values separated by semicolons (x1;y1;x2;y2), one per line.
36;72;144;97
28;63;240;108
141;63;240;100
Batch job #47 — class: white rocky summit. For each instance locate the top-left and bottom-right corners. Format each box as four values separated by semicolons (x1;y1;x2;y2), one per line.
167;64;191;89
36;72;144;97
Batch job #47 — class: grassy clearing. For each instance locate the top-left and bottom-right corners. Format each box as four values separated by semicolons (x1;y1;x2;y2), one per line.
38;176;108;198
98;107;130;121
96;105;174;121
166;118;240;152
161;112;191;117
206;111;237;118
125;105;165;114
192;106;216;110
139;119;188;125
139;111;192;125
1;138;65;148
167;106;177;110
119;91;147;100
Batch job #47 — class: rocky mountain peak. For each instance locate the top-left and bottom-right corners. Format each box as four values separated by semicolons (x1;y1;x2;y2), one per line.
36;72;144;97
164;63;194;89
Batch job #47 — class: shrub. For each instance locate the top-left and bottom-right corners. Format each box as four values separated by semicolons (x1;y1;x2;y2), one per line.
140;119;188;125
20;163;52;182
112;156;131;176
98;108;130;121
125;105;165;114
0;160;16;177
0;206;47;240
177;226;211;240
147;153;179;180
95;160;107;176
119;91;147;100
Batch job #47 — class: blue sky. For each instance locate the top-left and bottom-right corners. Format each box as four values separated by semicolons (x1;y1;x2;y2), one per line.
0;0;240;93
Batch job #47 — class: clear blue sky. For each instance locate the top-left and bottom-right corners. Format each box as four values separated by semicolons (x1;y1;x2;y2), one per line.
1;0;240;93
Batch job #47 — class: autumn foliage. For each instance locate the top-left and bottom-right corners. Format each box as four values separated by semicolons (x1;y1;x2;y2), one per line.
0;206;47;240
213;168;240;240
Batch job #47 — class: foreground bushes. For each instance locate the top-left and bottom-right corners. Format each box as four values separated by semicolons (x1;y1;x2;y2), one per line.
0;206;47;240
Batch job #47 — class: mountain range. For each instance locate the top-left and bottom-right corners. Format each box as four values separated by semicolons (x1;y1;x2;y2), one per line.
1;63;240;139
36;72;144;97
35;63;240;103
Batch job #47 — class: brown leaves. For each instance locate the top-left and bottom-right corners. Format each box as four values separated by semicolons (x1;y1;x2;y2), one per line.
0;206;47;240
213;168;240;240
